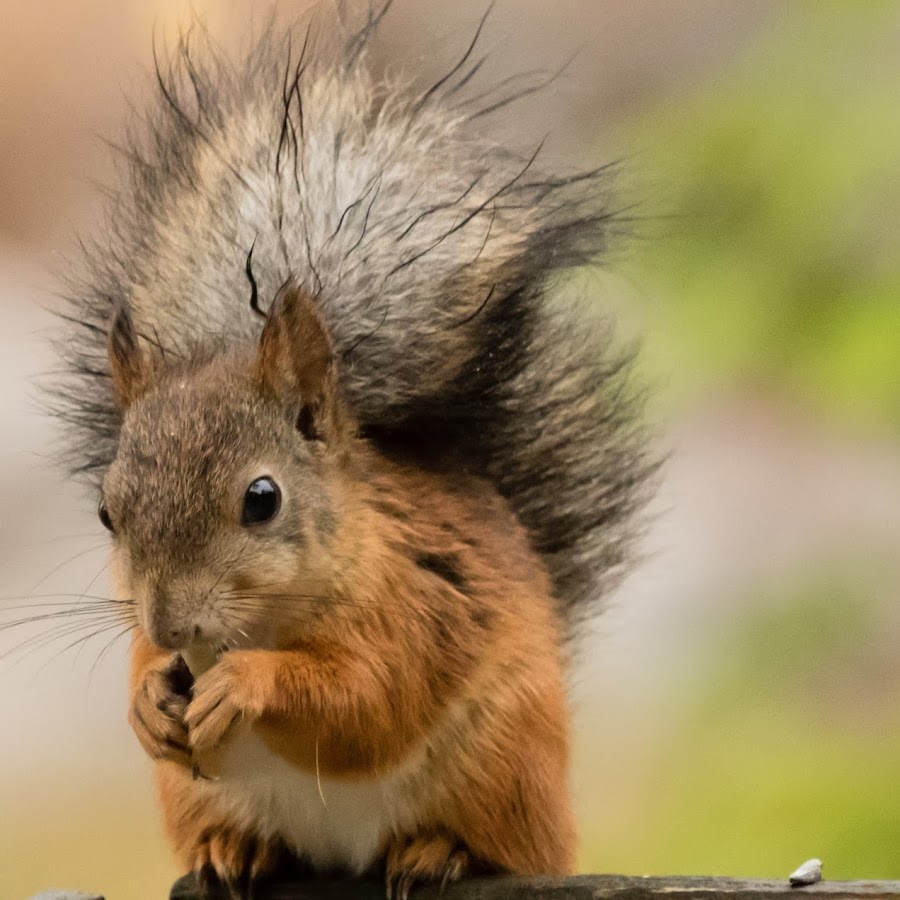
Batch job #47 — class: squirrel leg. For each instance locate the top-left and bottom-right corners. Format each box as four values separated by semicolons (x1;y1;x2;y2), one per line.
156;763;284;887
438;691;577;876
447;764;576;876
385;831;471;900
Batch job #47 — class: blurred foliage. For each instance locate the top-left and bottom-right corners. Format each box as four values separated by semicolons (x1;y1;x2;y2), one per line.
621;3;900;432
580;568;900;878
576;3;900;879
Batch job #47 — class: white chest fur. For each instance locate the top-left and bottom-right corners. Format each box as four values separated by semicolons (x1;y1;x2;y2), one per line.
210;729;423;874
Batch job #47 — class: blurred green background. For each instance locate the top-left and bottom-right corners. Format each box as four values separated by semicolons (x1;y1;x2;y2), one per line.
628;3;900;432
0;2;898;897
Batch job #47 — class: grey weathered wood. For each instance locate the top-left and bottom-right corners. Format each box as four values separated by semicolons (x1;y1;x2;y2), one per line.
27;893;104;900
169;874;900;900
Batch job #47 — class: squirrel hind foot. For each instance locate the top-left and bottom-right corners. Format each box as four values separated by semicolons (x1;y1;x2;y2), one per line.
192;827;284;894
385;831;472;900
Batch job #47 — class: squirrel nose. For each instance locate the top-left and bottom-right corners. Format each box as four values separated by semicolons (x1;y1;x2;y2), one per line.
166;627;188;646
144;593;191;649
150;623;188;650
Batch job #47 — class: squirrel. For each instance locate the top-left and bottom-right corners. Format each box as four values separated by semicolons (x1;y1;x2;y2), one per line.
50;3;652;896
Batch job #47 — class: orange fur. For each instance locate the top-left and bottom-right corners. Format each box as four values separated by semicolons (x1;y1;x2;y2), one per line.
130;452;575;881
118;285;576;890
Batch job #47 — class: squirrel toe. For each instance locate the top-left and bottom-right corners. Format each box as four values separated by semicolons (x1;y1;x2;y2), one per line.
193;826;283;889
385;832;471;900
129;659;191;767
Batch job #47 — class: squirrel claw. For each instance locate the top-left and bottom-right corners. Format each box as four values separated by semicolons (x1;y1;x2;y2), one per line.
440;854;467;893
190;826;281;890
385;832;470;900
395;871;414;900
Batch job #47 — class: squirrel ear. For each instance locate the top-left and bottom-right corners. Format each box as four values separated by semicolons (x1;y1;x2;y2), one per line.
107;303;149;409
256;281;343;440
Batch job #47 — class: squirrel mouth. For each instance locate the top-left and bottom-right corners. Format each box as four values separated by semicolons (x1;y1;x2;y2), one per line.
165;643;228;701
180;640;224;678
165;655;195;699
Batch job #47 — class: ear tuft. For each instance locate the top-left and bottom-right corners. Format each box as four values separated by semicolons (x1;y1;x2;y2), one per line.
256;281;344;441
107;303;149;409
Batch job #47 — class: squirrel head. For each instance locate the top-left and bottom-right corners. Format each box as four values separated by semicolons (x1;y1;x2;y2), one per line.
101;282;355;652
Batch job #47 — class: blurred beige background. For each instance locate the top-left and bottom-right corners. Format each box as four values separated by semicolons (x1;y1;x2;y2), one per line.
2;2;899;898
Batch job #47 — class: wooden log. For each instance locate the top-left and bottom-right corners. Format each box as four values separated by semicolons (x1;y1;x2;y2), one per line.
169;874;900;900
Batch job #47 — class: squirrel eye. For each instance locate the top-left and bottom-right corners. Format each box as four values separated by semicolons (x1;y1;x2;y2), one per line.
242;477;281;526
98;499;115;533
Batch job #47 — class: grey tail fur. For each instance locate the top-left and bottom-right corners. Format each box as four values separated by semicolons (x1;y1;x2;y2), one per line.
50;2;655;631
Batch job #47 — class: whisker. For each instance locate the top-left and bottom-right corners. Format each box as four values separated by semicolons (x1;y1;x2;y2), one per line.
0;604;131;618
222;594;425;623
72;608;134;668
201;535;250;609
0;608;133;633
90;623;138;680
1;614;132;666
221;579;305;594
29;630;113;676
28;543;108;594
4;622;125;662
0;602;134;645
75;559;111;607
31;620;136;679
57;619;135;666
0;593;132;604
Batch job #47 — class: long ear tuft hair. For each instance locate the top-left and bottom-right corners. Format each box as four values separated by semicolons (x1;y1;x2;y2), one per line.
107;303;150;409
256;281;349;443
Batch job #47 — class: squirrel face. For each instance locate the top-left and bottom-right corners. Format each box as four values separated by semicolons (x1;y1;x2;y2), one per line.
100;283;354;652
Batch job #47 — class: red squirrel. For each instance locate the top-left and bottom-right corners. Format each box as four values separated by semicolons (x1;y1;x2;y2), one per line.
51;4;652;896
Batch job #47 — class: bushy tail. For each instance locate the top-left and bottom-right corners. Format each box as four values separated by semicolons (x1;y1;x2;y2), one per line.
53;2;654;629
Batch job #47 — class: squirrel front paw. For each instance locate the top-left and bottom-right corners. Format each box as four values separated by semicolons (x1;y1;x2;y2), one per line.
185;653;259;756
129;654;193;767
385;831;471;900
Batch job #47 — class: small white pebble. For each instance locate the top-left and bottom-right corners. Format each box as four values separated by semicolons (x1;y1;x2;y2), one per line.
789;859;823;887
